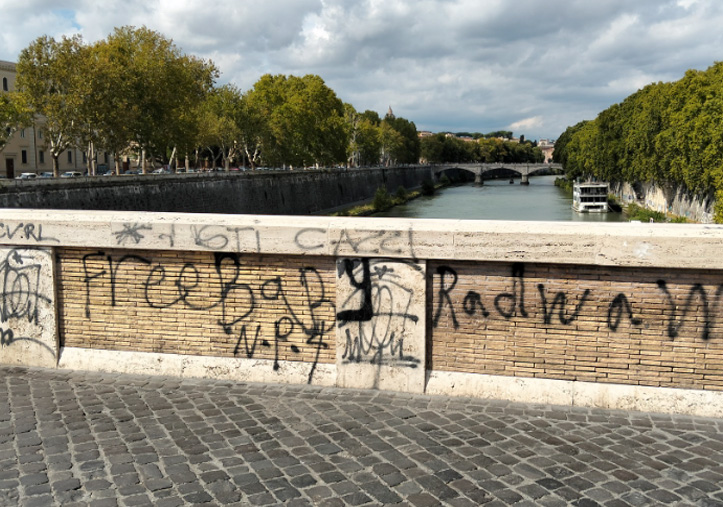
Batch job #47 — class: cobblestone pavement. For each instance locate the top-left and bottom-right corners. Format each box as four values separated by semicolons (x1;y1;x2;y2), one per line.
2;366;723;506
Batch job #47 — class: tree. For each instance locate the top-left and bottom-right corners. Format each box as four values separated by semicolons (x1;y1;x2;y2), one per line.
378;122;405;166
199;84;243;170
383;115;420;164
554;60;723;217
420;134;446;163
93;27;217;173
16;35;87;176
345;104;383;167
0;92;30;154
236;92;265;169
245;74;348;167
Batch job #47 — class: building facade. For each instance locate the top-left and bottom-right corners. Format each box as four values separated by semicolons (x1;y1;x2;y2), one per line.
1;59;112;178
538;138;555;163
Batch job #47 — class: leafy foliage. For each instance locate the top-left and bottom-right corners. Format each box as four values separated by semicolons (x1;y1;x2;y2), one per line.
11;26;422;172
244;74;348;167
16;35;88;175
555;61;723;222
372;187;394;211
421;133;543;164
0;92;30;153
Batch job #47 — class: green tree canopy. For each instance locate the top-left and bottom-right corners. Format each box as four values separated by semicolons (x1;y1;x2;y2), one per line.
16;34;88;176
245;74;348;167
556;61;723;197
97;26;217;171
0;91;30;154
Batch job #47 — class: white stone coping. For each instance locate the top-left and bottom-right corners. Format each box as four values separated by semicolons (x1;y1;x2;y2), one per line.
1;208;722;268
58;347;337;387
426;371;723;419
58;347;723;418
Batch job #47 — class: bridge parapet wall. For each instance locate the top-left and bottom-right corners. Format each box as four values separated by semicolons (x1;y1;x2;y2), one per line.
1;209;722;416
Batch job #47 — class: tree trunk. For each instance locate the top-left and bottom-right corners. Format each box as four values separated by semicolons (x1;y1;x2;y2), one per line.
86;141;96;175
168;146;177;172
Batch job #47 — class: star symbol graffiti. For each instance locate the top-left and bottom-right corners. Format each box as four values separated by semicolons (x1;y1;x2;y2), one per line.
113;223;153;245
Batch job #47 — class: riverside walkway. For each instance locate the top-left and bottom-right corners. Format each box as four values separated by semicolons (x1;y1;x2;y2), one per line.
2;366;723;507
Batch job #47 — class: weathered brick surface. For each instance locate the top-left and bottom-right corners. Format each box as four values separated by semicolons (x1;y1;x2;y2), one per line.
54;246;723;392
57;248;337;364
428;261;723;390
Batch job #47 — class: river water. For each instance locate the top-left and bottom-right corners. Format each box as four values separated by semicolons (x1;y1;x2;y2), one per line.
374;175;626;221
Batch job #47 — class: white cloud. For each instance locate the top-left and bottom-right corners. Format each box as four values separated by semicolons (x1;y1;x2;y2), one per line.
3;0;723;139
509;116;544;132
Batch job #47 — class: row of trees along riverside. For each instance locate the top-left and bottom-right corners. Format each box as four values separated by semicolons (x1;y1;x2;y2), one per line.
421;132;544;164
1;26;421;176
553;61;723;223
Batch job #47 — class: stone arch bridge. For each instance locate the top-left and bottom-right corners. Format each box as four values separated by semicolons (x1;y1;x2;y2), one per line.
432;163;563;184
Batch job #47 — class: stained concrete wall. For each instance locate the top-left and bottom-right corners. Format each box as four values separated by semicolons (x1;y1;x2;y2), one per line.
0;166;434;215
0;246;57;367
1;208;723;416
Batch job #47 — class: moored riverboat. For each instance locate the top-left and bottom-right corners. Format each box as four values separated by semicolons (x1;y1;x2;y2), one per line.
573;182;609;212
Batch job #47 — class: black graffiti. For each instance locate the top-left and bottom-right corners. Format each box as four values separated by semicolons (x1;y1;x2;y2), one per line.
114;223;152;245
432;264;721;341
192;225;231;250
433;263;526;329
0;327;12;347
82;251;333;382
158;224;176;247
0;249;55;358
294;227;417;260
0;222;59;243
607;293;642;331
294;228;326;251
1;249;51;325
336;259;372;322
337;259;421;368
538;284;591;325
0;325;56;356
463;292;489;318
110;223;262;252
433;265;459;329
657;280;723;341
494;263;528;319
190;225;260;252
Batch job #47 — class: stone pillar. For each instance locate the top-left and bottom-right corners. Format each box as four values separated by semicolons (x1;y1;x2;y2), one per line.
520;173;530;185
335;258;427;393
475;172;483;185
0;247;58;367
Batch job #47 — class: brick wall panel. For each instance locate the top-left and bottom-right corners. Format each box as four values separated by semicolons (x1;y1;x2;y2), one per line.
57;248;337;365
428;261;723;391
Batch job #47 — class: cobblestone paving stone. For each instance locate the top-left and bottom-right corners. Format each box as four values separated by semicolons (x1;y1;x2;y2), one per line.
2;365;723;506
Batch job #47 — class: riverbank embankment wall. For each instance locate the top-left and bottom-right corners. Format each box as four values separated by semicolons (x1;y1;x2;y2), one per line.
2;209;722;417
612;181;716;223
0;167;434;215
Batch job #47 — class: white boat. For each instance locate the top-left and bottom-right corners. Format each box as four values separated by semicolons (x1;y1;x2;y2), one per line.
573;182;609;212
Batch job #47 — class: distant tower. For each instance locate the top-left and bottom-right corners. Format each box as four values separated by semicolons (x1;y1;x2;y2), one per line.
386;106;395;120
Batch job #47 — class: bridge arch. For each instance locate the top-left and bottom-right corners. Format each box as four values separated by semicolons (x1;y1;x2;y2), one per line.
432;163;562;184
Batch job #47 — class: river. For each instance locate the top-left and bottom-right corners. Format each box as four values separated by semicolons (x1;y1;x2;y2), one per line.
374;175;627;221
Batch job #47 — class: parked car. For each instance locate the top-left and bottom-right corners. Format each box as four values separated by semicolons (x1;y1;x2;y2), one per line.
39;172;53;178
152;167;170;174
15;172;38;179
60;171;82;178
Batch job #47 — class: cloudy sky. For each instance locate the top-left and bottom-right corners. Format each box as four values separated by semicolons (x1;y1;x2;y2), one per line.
1;0;722;140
